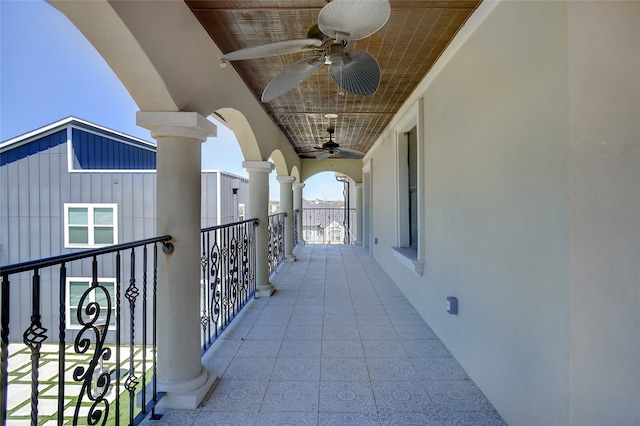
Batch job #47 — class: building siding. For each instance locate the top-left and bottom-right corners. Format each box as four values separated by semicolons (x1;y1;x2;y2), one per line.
71;128;156;170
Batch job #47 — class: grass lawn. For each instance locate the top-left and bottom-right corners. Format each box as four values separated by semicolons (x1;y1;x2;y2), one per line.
5;343;157;425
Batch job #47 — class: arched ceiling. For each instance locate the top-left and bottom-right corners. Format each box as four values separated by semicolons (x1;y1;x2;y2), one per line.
186;0;481;159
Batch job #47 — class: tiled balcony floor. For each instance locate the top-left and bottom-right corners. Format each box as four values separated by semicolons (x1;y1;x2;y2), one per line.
142;245;506;426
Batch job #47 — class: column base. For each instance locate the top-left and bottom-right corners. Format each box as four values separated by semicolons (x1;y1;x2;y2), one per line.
156;364;217;409
255;283;275;298
285;255;297;262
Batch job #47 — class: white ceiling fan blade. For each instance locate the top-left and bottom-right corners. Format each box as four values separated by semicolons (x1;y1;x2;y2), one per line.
316;151;332;161
318;0;390;41
336;148;363;159
330;50;381;96
262;55;324;102
220;39;323;61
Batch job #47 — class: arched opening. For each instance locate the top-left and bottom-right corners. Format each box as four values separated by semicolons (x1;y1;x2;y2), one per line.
300;172;356;245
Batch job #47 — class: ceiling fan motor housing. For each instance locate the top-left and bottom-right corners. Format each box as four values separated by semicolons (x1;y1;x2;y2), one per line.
325;43;346;64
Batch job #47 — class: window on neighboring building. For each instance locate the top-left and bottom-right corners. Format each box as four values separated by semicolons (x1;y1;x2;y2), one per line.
330;228;342;242
66;278;116;329
64;204;117;247
238;204;245;221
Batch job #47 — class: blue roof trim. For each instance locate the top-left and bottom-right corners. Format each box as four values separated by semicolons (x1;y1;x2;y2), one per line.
70;121;155;151
0;129;67;166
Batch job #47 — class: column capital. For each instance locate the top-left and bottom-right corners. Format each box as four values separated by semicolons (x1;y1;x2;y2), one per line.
355;182;363;189
243;161;274;174
136;111;216;142
293;182;305;189
276;175;296;184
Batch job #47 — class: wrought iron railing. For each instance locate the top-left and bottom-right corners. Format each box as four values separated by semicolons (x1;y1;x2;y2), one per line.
0;235;172;426
301;208;356;244
268;212;285;275
199;219;257;352
292;209;299;248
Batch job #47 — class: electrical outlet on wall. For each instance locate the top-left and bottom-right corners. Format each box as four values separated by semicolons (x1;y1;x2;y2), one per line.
446;297;458;314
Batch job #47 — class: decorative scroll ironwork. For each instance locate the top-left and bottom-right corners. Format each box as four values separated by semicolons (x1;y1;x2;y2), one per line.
209;240;221;339
23;271;48;426
301;208;356;245
72;279;112;426
200;218;258;352
268;213;285;275
126;249;138;423
1;235;170;425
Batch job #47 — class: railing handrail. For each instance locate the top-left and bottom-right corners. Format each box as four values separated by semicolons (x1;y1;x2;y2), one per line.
303;207;354;210
0;234;172;276
201;217;258;233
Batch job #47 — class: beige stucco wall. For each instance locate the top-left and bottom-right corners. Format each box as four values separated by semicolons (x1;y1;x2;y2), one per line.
568;2;640;425
366;1;639;425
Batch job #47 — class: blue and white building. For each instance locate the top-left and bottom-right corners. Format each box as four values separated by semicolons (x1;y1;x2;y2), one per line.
0;117;248;341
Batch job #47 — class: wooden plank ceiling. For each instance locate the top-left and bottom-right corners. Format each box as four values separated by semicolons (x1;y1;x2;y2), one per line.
186;0;481;159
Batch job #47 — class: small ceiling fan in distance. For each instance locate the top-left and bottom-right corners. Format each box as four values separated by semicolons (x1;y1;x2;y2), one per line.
219;0;391;102
313;128;363;161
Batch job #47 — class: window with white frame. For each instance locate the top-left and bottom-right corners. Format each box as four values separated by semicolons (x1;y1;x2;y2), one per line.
238;203;245;221
64;203;117;248
66;278;116;329
393;103;425;276
407;126;418;250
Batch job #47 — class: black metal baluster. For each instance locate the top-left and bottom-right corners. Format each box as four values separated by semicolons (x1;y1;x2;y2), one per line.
151;243;161;420
125;248;139;424
115;251;121;426
1;273;10;424
210;230;221;338
207;232;212;345
240;222;249;307
252;220;258;296
223;226;229;328
141;245;148;416
229;226;238;319
57;264;67;426
23;269;48;426
279;214;285;264
200;231;210;351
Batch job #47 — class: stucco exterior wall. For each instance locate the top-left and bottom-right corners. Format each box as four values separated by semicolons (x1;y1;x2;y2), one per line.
366;1;639;425
568;2;640;425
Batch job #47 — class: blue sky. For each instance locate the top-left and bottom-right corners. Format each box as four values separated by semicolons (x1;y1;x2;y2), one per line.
0;0;343;201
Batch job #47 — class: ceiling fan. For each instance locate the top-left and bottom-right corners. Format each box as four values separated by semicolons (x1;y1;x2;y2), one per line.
219;0;391;102
313;128;363;161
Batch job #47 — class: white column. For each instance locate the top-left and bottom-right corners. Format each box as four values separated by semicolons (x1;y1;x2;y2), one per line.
355;183;363;246
243;161;275;297
136;111;217;409
293;182;305;245
277;175;296;262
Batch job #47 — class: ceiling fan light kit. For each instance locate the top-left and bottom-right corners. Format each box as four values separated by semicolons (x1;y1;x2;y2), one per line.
219;0;391;102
